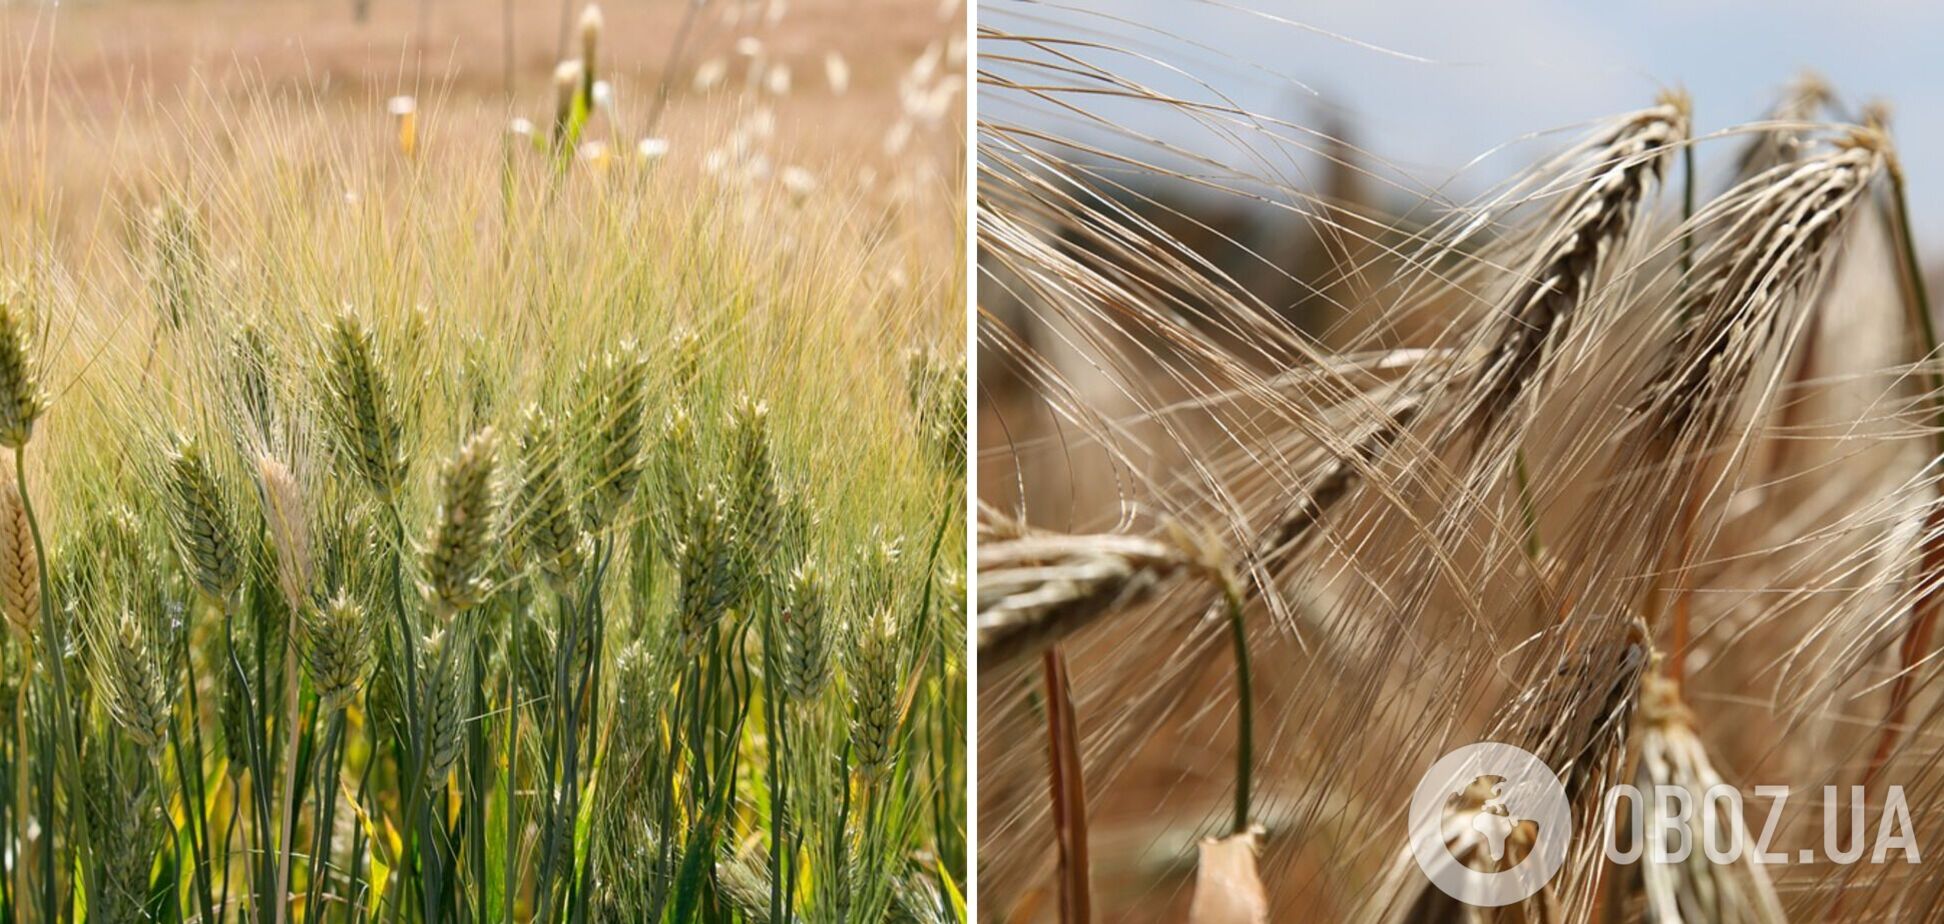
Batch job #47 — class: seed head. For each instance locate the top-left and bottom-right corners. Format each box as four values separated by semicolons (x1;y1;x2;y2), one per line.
81;747;163;923
92;610;173;750
727;394;781;575
848;606;904;780
230;324;279;445
779;559;833;702
147;199;207;330
164;437;243;606
579;5;604;75
421;628;470;785
320;312;408;501
302;592;373;713
256;455;312;614
554;60;586;146
0;291;44;450
854;530;904;615
670;328;705;396
905;348;966;479
673;481;738;655
422;427;500;617
575;343;650;532
514;407;586;593
0;467;37;644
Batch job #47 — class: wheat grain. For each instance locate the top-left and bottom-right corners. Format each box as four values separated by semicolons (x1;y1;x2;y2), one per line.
256;455;312;614
513;407;587;594
0;464;36;643
320;312;408;502
421;427;500;618
849;605;904;780
163;436;244;606
780;558;834;702
302;591;374;713
0;290;43;450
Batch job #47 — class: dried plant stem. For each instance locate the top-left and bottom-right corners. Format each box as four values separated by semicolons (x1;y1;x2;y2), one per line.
1667;490;1702;687
1042;647;1090;924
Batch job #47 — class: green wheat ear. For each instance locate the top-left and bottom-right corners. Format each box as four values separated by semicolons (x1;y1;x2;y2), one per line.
574;341;650;533
420;626;470;785
93;609;174;751
727;393;782;588
905;347;967;480
672;480;738;656
514;406;587;594
230;324;280;445
670;327;705;397
780;558;834;703
422;427;500;619
303;591;373;714
163;435;244;607
0;288;45;450
848;605;904;781
321;311;408;502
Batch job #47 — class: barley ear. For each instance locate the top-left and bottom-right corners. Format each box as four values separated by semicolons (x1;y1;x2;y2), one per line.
302;591;373;713
727;394;781;584
848;605;904;781
672;481;737;655
0;464;37;644
904;347;967;480
670;328;705;397
256;455;312;615
164;436;244;607
420;627;469;785
514;406;586;593
89;610;173;751
422;427;500;618
321;312;408;502
780;558;833;703
575;342;650;533
231;324;279;445
0;290;44;450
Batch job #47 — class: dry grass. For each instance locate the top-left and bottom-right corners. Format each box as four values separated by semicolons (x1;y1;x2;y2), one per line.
977;7;1943;921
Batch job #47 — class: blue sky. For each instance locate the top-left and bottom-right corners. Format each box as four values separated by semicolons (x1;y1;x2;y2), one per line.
983;0;1944;246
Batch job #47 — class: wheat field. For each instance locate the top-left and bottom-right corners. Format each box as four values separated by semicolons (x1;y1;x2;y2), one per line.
0;0;966;921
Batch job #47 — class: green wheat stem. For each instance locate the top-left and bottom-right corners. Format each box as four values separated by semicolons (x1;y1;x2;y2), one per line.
304;711;347;922
1222;580;1253;836
13;449;98;916
169;709;219;924
1513;449;1543;560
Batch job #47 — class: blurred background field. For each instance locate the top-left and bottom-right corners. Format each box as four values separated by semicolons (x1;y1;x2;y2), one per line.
4;0;963;249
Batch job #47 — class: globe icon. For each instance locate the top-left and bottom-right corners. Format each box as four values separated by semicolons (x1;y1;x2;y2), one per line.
1410;743;1573;907
1471;783;1521;863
